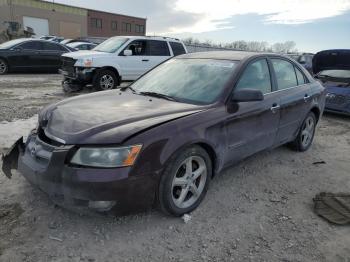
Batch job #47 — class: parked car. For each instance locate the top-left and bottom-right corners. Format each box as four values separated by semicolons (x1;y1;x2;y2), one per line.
313;49;350;115
60;36;188;91
66;41;97;51
0;38;72;74
61;39;92;45
39;35;64;43
2;51;325;216
60;39;73;45
287;53;314;73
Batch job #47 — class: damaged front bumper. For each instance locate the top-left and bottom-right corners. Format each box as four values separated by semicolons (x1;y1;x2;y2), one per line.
1;134;157;213
1;137;25;179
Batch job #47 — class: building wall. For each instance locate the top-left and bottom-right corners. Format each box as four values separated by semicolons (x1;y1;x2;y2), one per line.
87;9;146;37
0;0;87;38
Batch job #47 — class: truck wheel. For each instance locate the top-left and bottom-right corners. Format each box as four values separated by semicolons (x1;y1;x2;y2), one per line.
0;58;8;75
93;69;118;91
62;80;83;93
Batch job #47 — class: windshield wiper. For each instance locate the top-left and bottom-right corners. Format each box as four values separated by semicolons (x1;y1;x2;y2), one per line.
139;91;177;101
120;85;137;93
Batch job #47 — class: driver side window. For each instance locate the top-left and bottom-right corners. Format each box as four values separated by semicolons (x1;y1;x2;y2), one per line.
124;40;147;56
235;59;272;94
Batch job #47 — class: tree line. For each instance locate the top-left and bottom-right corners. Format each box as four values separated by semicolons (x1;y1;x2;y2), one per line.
182;37;298;53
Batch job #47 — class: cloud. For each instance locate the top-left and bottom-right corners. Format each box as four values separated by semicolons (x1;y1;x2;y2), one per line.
51;0;350;33
175;0;350;32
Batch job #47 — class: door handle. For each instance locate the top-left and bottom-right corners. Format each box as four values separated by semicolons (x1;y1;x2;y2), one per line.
270;104;280;113
142;59;149;62
304;94;311;102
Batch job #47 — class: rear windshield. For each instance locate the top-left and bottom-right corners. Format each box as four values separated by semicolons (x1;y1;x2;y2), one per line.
131;58;238;104
93;37;128;53
0;39;26;49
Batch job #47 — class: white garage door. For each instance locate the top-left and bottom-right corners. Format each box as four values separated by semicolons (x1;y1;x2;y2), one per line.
23;16;49;37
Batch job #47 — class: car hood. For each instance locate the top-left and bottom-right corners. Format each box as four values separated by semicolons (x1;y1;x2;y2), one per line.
313;49;350;74
39;90;207;145
62;50;112;59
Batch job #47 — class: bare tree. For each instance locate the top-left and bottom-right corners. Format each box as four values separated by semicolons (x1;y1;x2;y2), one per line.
182;37;298;53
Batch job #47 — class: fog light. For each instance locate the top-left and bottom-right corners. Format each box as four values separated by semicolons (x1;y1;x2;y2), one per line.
88;201;116;212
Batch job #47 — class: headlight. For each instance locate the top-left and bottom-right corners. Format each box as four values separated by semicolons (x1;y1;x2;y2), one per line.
77;58;93;67
70;145;142;168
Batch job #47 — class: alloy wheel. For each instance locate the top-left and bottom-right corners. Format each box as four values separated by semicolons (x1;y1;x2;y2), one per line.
99;74;114;90
301;116;315;148
171;156;207;209
0;60;7;74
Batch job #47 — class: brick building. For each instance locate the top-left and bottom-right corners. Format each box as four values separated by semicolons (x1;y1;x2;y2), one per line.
0;0;146;40
88;9;146;37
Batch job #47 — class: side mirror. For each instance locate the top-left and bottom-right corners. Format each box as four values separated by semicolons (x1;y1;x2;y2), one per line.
123;49;132;56
231;89;264;102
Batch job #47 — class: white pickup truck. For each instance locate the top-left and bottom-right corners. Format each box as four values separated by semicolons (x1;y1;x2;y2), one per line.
60;36;187;91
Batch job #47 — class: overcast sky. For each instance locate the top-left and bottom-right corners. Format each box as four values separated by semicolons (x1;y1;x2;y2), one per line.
51;0;350;52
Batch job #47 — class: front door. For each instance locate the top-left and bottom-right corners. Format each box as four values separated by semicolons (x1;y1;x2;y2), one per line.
118;40;149;80
10;41;43;70
224;58;281;165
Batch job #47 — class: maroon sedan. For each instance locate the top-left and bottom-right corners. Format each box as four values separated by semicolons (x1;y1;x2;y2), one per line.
2;51;325;216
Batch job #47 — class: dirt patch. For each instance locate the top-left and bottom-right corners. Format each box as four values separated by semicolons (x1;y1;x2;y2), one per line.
0;203;24;256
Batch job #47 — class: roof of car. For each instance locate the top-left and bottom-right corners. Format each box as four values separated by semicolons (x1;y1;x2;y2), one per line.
115;35;183;42
177;51;271;61
67;42;96;46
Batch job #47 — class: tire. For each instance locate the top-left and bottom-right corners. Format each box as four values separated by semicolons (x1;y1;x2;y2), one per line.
0;58;8;75
93;69;118;91
159;146;212;216
62;80;83;93
290;112;317;152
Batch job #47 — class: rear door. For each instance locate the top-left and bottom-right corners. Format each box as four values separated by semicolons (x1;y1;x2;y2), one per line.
224;58;281;164
269;57;312;145
146;40;172;71
40;42;68;70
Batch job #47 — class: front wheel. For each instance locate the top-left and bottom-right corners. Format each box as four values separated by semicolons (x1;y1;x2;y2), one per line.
159;146;212;216
290;112;317;151
0;58;8;75
93;69;118;91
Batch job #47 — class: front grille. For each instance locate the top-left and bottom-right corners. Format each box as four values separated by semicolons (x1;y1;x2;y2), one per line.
61;57;77;76
326;94;349;105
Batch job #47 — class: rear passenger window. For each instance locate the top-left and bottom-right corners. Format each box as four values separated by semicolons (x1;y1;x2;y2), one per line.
295;67;306;85
148;40;170;56
235;59;271;94
19;41;41;50
271;59;298;90
170;42;186;56
43;42;66;51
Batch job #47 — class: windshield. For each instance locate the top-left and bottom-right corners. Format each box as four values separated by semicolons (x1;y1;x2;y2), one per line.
93;37;128;53
131;59;238;104
0;39;26;49
318;69;350;79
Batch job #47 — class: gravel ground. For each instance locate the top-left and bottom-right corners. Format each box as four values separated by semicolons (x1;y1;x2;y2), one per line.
0;74;350;262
